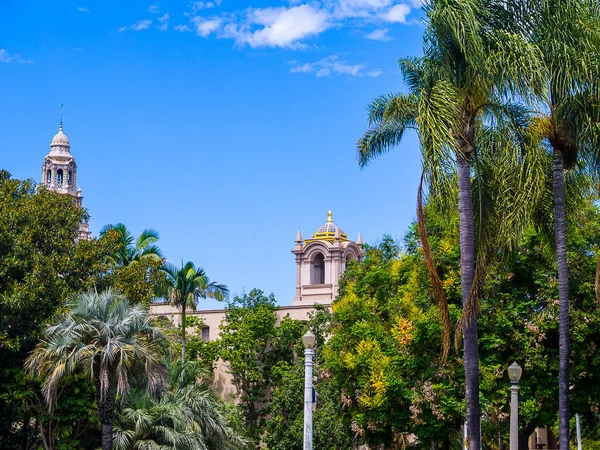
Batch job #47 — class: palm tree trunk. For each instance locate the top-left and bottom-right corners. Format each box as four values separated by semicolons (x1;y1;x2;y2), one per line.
553;148;570;449
101;423;113;450
458;153;481;450
94;375;116;450
181;304;187;364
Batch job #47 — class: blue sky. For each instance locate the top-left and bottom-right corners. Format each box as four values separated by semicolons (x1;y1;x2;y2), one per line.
1;0;425;308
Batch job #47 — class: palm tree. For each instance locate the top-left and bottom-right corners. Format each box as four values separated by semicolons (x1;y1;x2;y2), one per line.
357;1;546;447
26;289;167;450
512;0;600;444
156;261;229;363
113;361;250;450
100;223;163;267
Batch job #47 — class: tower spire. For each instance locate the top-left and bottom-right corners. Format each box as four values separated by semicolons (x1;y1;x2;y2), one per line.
60;104;64;131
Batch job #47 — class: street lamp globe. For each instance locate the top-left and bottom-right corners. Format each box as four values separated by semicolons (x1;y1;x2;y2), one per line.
508;361;522;383
302;331;316;349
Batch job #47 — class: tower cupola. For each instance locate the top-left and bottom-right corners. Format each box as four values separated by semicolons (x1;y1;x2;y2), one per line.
41;115;91;241
292;210;364;305
49;124;71;155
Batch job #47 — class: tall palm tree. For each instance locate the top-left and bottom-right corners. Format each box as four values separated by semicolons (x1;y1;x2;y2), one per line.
511;0;600;444
100;223;163;267
357;1;546;447
25;289;167;450
156;262;229;363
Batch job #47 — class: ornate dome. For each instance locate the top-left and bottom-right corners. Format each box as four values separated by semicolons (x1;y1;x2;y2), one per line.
50;124;71;149
311;210;348;240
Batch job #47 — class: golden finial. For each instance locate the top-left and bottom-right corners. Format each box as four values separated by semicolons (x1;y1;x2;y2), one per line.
327;210;333;223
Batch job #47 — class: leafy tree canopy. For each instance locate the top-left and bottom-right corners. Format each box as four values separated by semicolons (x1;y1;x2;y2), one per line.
324;196;600;449
218;289;304;443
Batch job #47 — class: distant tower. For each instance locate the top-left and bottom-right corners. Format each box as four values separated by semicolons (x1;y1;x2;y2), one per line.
292;210;364;305
41;118;91;240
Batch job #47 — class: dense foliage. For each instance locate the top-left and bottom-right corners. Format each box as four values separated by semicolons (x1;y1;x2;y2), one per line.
264;305;353;450
2;1;599;448
0;172;244;449
217;289;304;442
0;171;109;449
26;290;168;450
323;198;600;449
113;361;250;450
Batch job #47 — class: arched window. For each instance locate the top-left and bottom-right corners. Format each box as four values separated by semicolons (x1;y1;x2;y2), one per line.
56;169;63;188
46;170;51;184
67;170;72;186
312;253;325;285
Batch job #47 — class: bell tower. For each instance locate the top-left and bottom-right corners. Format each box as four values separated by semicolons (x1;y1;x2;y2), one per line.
292;211;364;305
41;118;91;241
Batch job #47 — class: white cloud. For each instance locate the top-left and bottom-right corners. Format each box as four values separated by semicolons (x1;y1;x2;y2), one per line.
120;0;416;49
249;7;286;26
240;4;330;48
133;20;152;30
192;17;222;37
77;6;89;12
192;1;217;12
157;13;170;30
119;20;153;32
332;0;393;18
187;1;414;47
290;62;313;73
0;49;34;64
0;49;11;63
365;28;392;40
383;3;411;22
174;24;192;32
290;55;381;77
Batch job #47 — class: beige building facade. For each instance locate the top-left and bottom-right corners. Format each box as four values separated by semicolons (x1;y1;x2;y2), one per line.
150;211;364;398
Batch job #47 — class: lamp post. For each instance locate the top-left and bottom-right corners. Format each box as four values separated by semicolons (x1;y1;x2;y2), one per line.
508;362;523;450
302;331;316;450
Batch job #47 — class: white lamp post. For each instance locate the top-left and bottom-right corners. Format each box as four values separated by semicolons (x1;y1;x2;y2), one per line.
508;362;522;450
302;331;316;450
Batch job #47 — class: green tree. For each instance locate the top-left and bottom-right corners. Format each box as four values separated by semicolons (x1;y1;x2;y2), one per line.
99;223;165;305
356;1;546;446
0;171;110;449
510;1;600;443
264;305;353;450
99;223;163;267
156;261;228;364
26;289;167;450
113;361;250;450
28;372;100;450
325;236;464;449
325;196;600;449
218;289;304;443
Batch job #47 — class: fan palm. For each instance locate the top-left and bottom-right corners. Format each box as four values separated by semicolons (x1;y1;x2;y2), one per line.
155;262;229;364
100;223;163;267
357;1;546;447
509;0;600;444
25;289;167;450
113;361;250;450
